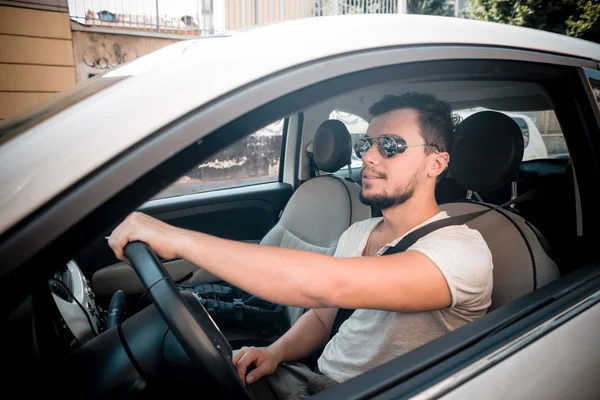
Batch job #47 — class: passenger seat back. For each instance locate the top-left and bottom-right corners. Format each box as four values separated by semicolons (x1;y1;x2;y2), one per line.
262;119;371;324
441;111;560;312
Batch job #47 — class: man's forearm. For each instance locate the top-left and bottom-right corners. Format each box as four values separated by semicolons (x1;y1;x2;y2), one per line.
111;212;453;315
267;309;333;364
176;229;342;309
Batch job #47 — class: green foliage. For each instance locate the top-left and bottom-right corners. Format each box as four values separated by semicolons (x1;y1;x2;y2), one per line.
464;0;600;43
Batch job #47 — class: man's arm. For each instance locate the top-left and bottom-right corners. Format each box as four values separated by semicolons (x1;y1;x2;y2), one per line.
232;307;337;384
108;212;452;313
269;307;338;364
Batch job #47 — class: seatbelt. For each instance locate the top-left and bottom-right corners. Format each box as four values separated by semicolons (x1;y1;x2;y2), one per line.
383;188;537;256
328;188;537;341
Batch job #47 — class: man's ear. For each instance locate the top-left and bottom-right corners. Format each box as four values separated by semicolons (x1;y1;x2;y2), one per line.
430;152;450;179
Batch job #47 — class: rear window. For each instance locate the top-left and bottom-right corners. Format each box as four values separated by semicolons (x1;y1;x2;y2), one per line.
454;108;567;161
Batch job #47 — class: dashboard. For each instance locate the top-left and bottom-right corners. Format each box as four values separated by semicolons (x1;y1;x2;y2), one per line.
48;260;106;349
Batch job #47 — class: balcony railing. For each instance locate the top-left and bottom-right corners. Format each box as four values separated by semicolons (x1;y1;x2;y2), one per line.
68;0;403;37
218;0;401;32
68;0;215;37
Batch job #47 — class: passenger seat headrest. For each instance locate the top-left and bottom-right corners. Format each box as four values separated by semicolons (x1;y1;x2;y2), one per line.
312;120;352;173
450;111;524;193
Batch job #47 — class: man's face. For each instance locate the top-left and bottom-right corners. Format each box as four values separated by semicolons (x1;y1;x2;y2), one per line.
359;109;434;210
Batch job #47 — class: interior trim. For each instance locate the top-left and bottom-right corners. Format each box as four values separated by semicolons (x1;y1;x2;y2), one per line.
278;117;290;183
145;199;276;221
293;112;305;189
138;182;291;213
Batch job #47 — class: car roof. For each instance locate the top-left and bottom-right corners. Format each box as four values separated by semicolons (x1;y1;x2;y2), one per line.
1;13;599;236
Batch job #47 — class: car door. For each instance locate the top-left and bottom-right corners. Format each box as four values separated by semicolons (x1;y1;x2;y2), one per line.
76;117;296;300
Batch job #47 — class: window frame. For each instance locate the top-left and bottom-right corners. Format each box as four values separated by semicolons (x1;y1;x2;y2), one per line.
151;116;290;200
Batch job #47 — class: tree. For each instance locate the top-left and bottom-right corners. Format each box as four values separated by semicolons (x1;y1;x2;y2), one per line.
313;0;454;17
464;0;600;43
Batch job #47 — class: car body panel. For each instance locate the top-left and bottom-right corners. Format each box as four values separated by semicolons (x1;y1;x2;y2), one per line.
437;291;600;400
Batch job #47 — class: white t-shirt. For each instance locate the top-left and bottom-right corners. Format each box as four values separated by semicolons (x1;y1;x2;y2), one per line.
317;211;494;383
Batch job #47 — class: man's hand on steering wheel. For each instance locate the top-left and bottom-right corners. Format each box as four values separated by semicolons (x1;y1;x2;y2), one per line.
120;239;250;398
108;212;187;262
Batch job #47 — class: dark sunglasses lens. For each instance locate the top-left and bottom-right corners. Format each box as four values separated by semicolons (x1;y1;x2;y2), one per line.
354;138;370;159
379;136;399;158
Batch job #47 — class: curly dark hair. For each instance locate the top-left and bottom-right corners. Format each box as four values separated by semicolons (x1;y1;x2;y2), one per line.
368;92;459;155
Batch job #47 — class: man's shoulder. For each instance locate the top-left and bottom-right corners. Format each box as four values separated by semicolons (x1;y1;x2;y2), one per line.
419;222;490;251
409;218;493;310
411;221;493;268
430;221;487;242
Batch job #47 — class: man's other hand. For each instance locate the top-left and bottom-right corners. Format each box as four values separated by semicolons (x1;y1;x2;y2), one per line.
232;346;281;386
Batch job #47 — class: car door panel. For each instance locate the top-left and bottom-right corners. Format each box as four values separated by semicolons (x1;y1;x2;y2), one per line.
439;292;600;400
76;182;293;296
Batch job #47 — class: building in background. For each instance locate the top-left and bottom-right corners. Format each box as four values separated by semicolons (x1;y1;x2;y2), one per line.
69;0;214;37
0;0;76;122
0;0;467;121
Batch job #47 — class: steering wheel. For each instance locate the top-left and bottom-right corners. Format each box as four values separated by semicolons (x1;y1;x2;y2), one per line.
124;241;250;398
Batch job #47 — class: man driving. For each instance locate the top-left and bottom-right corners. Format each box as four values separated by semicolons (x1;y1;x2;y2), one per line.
108;92;493;399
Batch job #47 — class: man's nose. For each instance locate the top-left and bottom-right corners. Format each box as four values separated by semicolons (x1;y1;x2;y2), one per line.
361;142;381;165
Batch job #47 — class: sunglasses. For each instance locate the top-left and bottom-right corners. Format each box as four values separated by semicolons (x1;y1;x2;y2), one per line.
353;135;440;159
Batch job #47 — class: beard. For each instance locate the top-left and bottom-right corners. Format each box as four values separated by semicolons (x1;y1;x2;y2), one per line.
359;168;420;210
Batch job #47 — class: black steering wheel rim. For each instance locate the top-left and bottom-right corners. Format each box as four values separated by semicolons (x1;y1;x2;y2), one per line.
124;241;249;397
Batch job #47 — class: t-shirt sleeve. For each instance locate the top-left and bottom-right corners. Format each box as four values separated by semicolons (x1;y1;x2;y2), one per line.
408;226;493;311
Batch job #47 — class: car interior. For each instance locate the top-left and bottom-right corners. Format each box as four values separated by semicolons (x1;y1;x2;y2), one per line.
5;58;599;399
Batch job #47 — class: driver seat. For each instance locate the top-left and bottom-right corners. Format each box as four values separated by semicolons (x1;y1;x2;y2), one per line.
440;111;560;311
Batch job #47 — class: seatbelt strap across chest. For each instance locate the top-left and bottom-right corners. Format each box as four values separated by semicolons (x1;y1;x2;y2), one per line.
328;188;537;341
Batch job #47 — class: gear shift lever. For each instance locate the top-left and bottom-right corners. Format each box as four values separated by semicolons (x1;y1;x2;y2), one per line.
106;290;126;329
